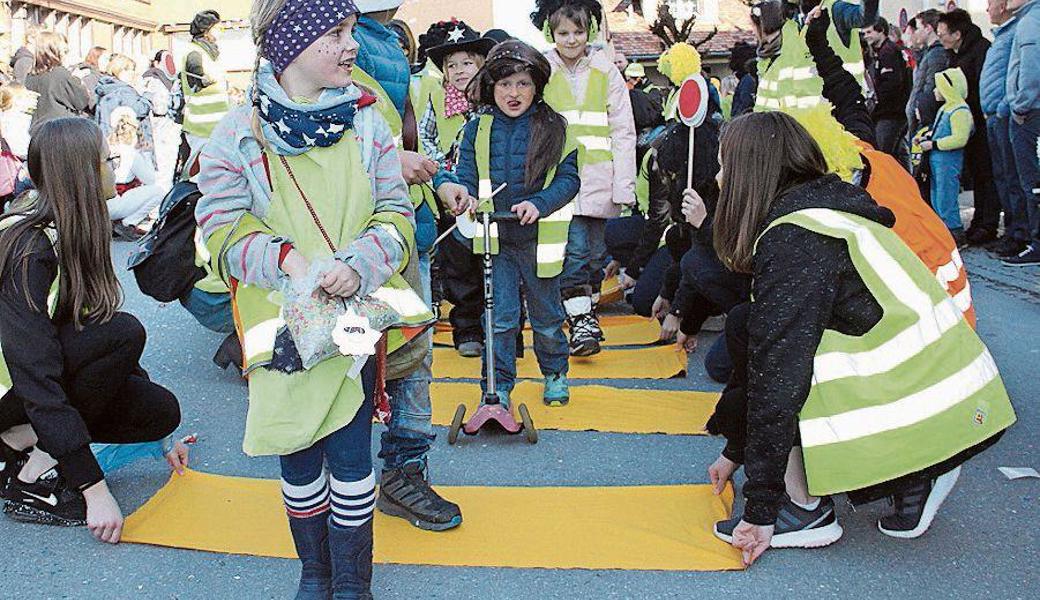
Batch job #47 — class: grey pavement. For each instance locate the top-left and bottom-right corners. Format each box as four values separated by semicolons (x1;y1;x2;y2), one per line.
0;240;1037;600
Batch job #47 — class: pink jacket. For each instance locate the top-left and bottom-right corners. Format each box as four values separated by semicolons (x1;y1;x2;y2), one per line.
544;47;636;219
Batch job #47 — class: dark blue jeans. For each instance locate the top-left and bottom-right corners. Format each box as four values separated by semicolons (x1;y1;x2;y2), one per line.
678;243;752;383
481;242;568;396
280;362;374;486
987;115;1029;241
179;288;235;334
379;253;435;471
561;216;607;297
604;215;672;317
1010;111;1040;246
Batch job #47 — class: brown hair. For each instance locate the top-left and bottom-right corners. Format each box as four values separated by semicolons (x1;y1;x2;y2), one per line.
249;0;290;143
0;118;122;328
85;46;107;69
713;112;828;273
471;40;567;189
109;113;140;147
105;53;136;79
30;32;66;75
549;5;590;33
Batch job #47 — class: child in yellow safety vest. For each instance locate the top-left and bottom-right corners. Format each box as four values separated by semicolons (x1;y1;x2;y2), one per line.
531;0;637;357
705;113;1012;564
454;41;581;407
419;21;497;357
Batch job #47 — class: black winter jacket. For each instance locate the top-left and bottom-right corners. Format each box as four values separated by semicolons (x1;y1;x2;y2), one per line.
0;232;103;490
741;174;893;525
946;24;990;124
869;39;910;121
804;8;876;146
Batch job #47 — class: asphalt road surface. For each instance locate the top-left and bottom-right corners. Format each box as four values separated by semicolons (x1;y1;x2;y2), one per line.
1;241;1036;600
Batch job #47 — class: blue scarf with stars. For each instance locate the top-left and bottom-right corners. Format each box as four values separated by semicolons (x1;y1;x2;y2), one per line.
254;62;359;155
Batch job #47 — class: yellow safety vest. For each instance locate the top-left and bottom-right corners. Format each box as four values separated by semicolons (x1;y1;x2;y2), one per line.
544;68;612;167
180;41;230;138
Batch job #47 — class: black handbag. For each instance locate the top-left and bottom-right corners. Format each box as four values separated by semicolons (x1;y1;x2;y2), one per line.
127;180;206;302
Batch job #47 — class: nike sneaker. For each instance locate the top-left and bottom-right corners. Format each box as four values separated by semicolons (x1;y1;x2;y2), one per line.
0;440;30;496
3;468;87;526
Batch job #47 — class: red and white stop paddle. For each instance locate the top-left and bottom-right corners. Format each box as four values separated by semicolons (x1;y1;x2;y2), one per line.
677;74;709;189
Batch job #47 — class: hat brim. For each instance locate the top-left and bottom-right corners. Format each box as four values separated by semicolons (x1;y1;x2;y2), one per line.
427;38;497;70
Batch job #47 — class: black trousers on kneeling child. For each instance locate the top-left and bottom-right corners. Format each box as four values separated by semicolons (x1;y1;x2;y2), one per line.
0;312;180;489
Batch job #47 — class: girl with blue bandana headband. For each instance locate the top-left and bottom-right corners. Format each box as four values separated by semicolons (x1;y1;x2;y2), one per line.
195;1;424;596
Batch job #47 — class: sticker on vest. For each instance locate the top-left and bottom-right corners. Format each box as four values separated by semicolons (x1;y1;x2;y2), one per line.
332;309;381;357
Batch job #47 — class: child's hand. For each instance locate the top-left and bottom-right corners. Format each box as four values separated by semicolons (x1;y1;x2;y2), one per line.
511;201;540;225
437;182;476;216
659;313;680;342
682;188;708;228
321;262;361;298
165;441;190;475
400;151;438;185
920;140;934;151
676;331;698;353
707;454;738;495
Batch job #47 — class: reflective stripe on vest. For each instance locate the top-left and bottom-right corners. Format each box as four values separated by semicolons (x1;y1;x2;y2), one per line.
755;20;823;113
823;0;867;91
180;42;230;138
0;221;58;397
544;68;612;166
471;114;574;278
202;135;432;373
758;209;1015;496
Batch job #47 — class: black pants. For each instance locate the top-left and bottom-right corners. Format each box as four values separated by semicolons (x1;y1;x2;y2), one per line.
874;117;910;172
0;312;180;447
706;303;1003;506
965;126;1001;233
437;233;484;346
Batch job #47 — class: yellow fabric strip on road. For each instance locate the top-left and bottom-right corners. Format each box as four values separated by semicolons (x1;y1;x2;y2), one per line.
433;317;663;348
123;469;744;572
431;346;687;380
431;381;716;435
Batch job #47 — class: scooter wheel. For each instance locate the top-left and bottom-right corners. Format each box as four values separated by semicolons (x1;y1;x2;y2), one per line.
518;403;538;444
448;404;467;445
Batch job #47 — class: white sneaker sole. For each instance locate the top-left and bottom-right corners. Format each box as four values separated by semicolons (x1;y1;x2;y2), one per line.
878;466;961;539
713;520;843;549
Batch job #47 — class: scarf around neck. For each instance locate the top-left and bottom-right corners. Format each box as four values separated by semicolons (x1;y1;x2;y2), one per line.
443;84;471;119
254;62;360;155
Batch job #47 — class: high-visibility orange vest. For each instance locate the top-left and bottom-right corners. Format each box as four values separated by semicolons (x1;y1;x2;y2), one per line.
857;142;976;328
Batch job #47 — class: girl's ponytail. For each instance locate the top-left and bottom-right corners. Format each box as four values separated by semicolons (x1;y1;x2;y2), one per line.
525;101;567;189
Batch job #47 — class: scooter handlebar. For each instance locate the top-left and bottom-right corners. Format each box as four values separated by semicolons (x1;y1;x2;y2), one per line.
479;211;521;223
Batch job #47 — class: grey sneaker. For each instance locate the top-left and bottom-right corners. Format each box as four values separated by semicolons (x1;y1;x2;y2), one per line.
714;496;843;548
456;341;483;358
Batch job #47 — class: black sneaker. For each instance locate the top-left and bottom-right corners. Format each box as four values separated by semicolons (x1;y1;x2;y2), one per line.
0;441;30;496
992;237;1027;258
877;467;960;539
964;227;997;246
567;314;601;357
3;468;87;527
714;496;843;548
377;462;462;532
1002;244;1040;267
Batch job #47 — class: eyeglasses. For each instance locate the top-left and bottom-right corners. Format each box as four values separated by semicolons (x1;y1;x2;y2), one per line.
105;156;118;167
494;79;534;92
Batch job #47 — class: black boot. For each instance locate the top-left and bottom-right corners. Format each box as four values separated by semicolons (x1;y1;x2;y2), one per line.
212;333;242;371
327;518;373;600
287;513;332;600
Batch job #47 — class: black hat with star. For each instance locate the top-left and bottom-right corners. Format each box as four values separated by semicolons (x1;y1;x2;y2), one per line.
425;20;497;71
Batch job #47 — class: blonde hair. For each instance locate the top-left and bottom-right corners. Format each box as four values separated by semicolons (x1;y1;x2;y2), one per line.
443;51;486;88
108;113;140;147
248;0;290;144
31;32;67;75
105;53;136;79
0;83;23;111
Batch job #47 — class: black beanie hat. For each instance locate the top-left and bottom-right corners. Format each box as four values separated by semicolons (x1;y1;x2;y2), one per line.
190;10;221;38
